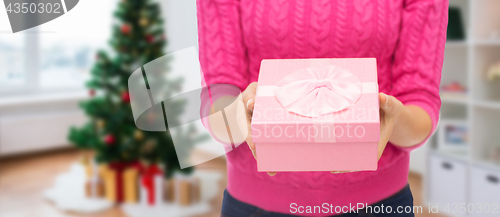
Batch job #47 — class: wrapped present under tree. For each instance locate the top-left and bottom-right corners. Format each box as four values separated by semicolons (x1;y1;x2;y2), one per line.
67;0;204;181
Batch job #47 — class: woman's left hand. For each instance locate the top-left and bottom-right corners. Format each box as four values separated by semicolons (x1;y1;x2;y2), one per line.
331;92;405;174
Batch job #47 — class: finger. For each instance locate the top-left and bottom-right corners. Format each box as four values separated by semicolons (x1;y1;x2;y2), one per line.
244;115;256;160
331;171;357;174
242;82;258;112
241;82;258;160
246;98;255;112
379;92;390;109
379;92;397;115
236;94;255;159
245;102;256;160
267;172;277;176
247;136;257;160
251;149;257;159
378;138;389;160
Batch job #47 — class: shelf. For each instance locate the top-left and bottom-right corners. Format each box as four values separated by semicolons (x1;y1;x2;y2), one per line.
472;40;500;46
441;96;468;105
445;41;468;47
426;0;500;206
474;100;500;110
440;92;468;104
430;149;470;163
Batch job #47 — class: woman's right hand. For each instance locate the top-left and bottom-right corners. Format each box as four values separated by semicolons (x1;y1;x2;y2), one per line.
239;82;277;176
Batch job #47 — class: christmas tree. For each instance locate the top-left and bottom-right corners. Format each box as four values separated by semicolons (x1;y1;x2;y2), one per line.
69;0;199;178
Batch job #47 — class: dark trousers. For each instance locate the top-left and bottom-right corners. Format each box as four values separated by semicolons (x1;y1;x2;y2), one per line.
221;185;415;217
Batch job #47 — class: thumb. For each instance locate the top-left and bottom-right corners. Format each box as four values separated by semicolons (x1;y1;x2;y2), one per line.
379;92;397;115
242;82;258;112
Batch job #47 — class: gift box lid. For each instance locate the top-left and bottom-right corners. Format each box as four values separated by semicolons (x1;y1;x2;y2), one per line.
251;58;380;144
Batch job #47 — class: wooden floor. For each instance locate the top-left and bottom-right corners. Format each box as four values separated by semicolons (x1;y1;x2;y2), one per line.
0;149;446;217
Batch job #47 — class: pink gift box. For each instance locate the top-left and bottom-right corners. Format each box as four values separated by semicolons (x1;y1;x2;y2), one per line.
251;58;380;172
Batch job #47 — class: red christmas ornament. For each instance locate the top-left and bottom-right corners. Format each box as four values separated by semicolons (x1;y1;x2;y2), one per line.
89;89;95;97
145;35;154;43
104;134;115;145
122;92;130;103
121;24;131;34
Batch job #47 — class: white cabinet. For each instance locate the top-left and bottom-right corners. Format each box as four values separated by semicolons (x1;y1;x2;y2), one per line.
469;166;500;217
428;154;468;216
426;0;500;216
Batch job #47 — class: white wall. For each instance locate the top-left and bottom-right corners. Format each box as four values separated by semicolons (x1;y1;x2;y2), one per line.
162;0;199;53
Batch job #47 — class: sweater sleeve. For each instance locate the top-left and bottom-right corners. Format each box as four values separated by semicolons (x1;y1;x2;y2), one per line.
197;0;249;91
390;0;448;151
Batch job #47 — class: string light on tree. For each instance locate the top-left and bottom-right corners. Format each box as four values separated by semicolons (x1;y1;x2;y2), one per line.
134;130;144;141
142;140;157;153
96;119;105;130
139;17;149;27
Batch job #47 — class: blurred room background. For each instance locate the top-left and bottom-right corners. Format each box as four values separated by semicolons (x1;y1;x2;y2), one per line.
0;0;499;217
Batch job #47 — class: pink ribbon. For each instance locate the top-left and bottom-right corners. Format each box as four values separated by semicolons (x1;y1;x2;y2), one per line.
274;65;362;117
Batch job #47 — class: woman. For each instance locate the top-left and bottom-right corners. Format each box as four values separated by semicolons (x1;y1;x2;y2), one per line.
197;0;448;216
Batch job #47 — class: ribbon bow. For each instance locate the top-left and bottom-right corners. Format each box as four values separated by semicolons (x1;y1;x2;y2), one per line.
109;162;136;203
274;64;362;117
135;163;163;205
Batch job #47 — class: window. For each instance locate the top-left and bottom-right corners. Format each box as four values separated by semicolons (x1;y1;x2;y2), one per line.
0;0;116;95
0;8;27;91
0;33;25;87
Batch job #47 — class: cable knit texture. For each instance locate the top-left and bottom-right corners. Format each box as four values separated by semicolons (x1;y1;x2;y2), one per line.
197;0;447;215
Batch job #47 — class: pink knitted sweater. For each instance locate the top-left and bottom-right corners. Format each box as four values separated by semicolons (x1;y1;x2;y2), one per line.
197;0;447;215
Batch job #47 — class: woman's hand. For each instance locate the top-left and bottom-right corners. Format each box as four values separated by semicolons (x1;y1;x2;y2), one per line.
240;82;257;158
241;85;426;176
239;82;277;176
331;92;405;174
376;92;405;159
